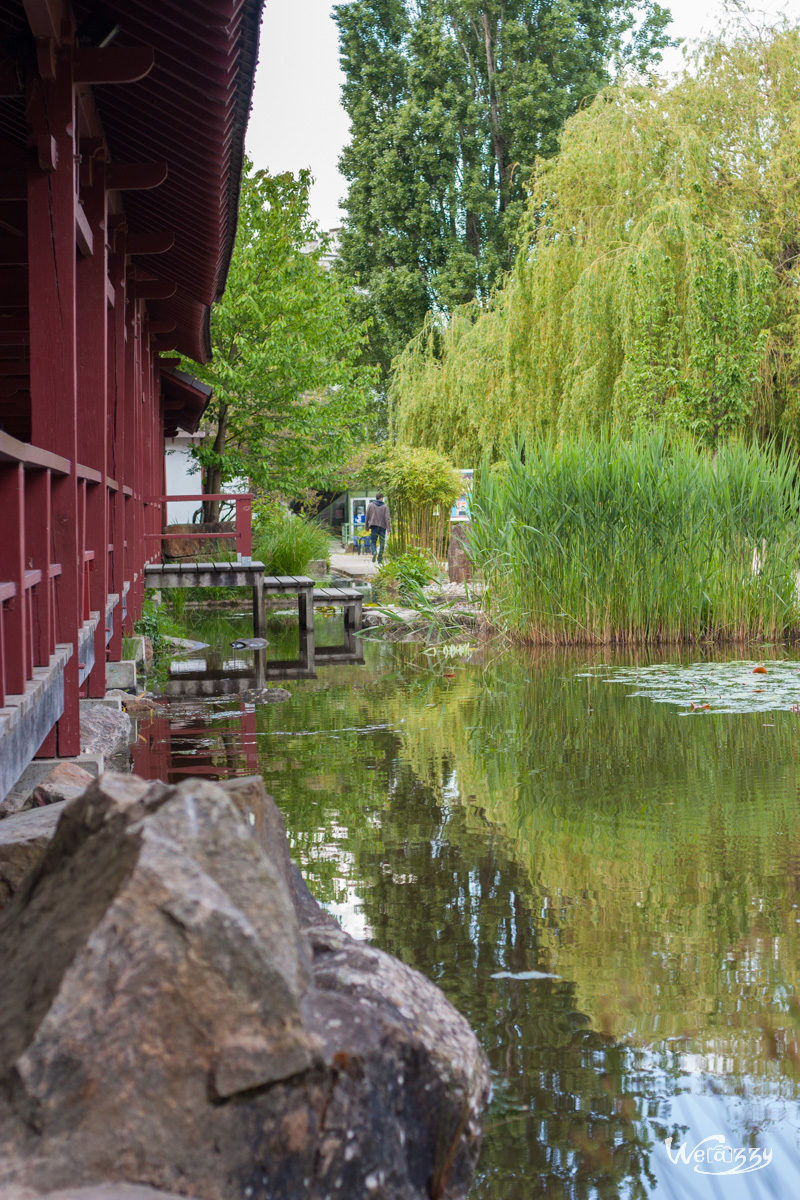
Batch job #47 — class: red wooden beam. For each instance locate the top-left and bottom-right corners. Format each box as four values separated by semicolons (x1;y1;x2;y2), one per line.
22;0;66;43
106;162;168;192
130;277;176;301
127;232;175;256
73;46;155;86
75;203;93;257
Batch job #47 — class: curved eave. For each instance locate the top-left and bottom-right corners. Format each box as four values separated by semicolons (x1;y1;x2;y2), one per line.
79;0;264;362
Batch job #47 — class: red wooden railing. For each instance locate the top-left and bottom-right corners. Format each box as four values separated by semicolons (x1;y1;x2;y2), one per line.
0;409;164;760
146;494;254;561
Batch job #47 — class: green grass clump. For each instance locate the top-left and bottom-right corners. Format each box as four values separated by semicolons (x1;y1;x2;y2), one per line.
470;430;800;645
253;511;329;576
376;549;440;600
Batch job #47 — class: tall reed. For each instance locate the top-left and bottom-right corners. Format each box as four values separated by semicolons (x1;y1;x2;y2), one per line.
470;430;800;644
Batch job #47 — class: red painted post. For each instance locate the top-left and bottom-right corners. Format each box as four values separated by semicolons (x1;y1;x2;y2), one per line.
24;468;53;666
0;463;27;694
238;495;253;561
77;161;110;697
122;294;137;634
27;53;81;755
107;229;126;660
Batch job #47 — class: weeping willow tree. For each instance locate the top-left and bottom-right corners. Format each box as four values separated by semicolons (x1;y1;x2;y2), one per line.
392;23;800;461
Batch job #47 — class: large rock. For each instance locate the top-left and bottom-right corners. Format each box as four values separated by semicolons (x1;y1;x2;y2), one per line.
447;524;473;584
31;762;96;809
0;802;68;909
80;705;132;763
0;773;488;1200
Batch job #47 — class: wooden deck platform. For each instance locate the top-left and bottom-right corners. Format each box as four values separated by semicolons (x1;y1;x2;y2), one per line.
144;565;364;686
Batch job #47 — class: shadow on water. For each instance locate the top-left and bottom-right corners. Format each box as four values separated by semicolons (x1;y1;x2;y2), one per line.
134;623;800;1198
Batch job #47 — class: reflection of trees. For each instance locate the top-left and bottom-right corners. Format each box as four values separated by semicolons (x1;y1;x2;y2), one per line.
246;639;800;1195
353;758;663;1200
452;649;800;1074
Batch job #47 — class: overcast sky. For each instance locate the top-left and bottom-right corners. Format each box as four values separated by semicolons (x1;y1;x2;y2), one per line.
245;0;793;231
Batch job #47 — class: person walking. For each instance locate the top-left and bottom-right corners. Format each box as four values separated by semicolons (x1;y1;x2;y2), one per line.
365;492;391;564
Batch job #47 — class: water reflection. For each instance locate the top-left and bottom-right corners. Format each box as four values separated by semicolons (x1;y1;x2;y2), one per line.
136;629;800;1196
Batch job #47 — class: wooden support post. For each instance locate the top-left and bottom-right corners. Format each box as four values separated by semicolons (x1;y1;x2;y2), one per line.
254;648;266;690
298;585;315;670
77;160;109;696
24;468;52;666
253;583;265;640
0;462;26;693
107;235;126;660
27;53;81;755
122;296;136;632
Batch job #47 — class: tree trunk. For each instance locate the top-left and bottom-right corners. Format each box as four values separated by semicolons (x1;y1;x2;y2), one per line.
202;402;228;524
480;10;508;212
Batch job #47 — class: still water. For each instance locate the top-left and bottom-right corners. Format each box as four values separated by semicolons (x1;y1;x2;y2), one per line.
137;615;800;1198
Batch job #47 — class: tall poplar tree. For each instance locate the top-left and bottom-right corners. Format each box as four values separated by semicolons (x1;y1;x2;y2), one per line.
334;0;673;375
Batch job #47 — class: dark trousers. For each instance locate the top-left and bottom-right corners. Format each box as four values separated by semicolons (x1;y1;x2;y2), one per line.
370;526;386;562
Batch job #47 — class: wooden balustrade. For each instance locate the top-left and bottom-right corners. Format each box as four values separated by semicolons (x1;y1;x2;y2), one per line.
146;494;254;562
0;428;154;771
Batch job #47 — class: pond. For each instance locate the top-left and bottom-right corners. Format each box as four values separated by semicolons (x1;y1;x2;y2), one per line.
136;614;800;1198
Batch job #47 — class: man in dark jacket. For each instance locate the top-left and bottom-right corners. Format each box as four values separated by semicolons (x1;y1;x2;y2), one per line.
365;493;391;564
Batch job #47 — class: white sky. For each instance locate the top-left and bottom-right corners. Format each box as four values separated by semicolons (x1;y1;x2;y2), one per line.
245;0;794;231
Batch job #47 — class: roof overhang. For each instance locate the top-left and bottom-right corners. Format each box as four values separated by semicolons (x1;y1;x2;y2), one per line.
161;365;213;437
0;0;265;364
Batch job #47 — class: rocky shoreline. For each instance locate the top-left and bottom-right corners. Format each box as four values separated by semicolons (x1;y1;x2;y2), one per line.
0;773;489;1200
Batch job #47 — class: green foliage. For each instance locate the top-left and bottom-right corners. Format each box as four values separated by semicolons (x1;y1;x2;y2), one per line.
253;510;330;576
185;161;378;500
392;24;800;459
355;443;461;556
334;0;672;377
134;598;170;656
377;548;439;597
470;429;800;644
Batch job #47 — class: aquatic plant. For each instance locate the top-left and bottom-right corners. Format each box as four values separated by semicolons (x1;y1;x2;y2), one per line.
469;429;800;644
253;510;330;575
376;549;441;600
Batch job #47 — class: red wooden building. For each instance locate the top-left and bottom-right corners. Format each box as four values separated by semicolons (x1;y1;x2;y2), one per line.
0;0;263;798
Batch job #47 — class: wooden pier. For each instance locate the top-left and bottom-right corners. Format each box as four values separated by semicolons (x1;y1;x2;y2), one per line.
143;562;364;686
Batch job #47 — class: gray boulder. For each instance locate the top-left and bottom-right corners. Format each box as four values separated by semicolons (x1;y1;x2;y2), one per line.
0;802;68;909
0;773;489;1200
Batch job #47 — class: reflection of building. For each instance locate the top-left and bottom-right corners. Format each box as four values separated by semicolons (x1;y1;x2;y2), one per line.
0;0;263;798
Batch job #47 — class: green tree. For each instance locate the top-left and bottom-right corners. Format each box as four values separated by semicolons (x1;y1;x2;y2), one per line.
334;0;672;376
391;23;800;462
185;163;377;517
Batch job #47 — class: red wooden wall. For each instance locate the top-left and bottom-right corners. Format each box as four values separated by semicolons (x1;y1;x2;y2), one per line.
0;0;262;797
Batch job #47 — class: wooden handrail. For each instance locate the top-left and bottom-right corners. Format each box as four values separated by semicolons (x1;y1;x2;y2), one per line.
0;430;70;475
148;493;254;502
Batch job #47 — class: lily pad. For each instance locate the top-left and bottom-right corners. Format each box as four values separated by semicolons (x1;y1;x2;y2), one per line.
577;660;800;714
